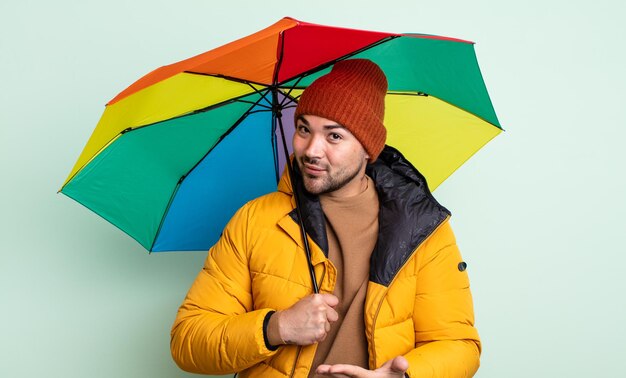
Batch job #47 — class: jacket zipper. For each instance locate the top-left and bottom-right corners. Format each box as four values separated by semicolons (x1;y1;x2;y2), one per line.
368;215;450;369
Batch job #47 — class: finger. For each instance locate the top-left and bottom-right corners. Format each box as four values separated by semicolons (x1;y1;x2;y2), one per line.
326;307;339;323
377;356;409;374
316;364;357;378
390;356;409;373
320;293;339;307
318;332;327;342
324;321;331;332
327;364;366;377
316;364;331;374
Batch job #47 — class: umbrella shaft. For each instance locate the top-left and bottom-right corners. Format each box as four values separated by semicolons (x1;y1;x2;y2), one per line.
273;90;319;294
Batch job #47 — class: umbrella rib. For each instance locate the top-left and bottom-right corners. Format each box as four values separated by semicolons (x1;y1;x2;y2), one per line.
420;93;503;130
182;70;274;108
281;95;299;109
245;108;273;115
128;91;270;131
127;92;268;130
387;91;429;96
183;71;270;88
278;77;304;108
272;29;286;86
271;31;286;181
257;86;275;109
235;99;272;110
182;94;270;181
149;178;184;252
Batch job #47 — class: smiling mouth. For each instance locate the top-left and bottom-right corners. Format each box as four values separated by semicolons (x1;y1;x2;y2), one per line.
302;163;326;176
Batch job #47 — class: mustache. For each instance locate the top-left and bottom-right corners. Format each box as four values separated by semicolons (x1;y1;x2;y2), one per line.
300;156;327;168
302;156;318;165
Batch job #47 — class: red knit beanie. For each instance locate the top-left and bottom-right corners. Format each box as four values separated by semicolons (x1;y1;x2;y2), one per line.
294;59;388;162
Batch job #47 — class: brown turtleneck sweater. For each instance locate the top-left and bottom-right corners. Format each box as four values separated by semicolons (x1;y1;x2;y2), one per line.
309;175;379;376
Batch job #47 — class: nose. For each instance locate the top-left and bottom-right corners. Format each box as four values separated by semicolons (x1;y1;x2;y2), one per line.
303;134;324;160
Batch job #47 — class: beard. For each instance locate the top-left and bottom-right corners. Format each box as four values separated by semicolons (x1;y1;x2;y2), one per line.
298;156;366;195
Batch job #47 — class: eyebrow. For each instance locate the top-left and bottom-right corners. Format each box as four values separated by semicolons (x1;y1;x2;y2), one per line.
296;115;345;130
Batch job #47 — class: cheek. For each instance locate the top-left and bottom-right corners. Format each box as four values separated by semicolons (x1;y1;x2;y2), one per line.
292;137;305;156
331;146;364;164
353;146;368;163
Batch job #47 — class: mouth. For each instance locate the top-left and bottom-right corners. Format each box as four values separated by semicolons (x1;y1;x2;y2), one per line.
302;162;326;176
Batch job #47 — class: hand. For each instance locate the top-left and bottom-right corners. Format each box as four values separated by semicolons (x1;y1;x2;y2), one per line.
316;356;409;378
269;293;339;346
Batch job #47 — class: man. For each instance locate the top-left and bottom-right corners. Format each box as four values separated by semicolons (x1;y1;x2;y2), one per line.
171;59;481;377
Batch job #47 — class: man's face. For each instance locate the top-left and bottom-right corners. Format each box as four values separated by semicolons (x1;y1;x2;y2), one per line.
292;115;369;197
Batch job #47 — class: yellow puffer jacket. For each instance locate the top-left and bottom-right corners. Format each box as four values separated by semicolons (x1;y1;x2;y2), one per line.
171;147;481;377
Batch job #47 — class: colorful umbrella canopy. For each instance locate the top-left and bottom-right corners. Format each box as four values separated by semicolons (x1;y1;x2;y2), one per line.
60;17;501;252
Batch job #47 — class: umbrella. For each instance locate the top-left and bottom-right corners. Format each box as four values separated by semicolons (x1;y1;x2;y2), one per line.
60;17;501;257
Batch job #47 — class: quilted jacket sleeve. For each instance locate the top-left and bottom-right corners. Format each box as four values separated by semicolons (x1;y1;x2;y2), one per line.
404;221;481;377
170;204;277;375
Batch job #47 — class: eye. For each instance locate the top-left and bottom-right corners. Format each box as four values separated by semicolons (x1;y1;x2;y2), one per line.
297;125;310;135
329;133;342;141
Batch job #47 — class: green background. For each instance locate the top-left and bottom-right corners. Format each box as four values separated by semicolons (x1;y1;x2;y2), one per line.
2;0;624;377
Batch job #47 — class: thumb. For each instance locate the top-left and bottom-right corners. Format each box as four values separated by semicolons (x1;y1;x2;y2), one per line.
382;356;409;373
